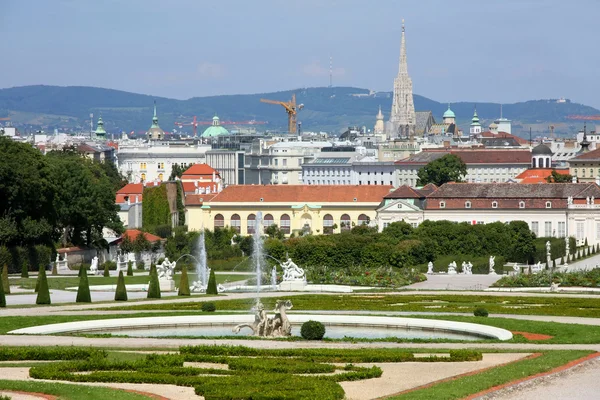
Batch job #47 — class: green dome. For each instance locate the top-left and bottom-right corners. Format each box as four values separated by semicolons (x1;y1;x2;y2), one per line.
201;115;230;138
443;106;455;119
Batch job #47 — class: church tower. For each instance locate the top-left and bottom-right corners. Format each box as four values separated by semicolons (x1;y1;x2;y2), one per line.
469;106;482;136
388;20;416;138
374;106;385;134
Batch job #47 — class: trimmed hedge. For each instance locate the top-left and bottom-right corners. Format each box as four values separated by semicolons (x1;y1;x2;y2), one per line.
300;320;326;340
201;302;216;312
206;269;218;295
76;267;91;303
0;347;105;361
0;269;5;307
35;266;50;305
1;263;9;294
474;307;489;317
178;265;190;296
147;263;161;299
127;260;133;276
115;271;128;301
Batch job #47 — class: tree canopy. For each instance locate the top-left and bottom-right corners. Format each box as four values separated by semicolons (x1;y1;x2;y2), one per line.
546;170;573;183
417;154;467;187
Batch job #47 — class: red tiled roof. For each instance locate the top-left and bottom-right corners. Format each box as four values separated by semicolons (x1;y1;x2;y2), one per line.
480;131;529;145
185;194;218;206
116;183;144;204
122;229;162;242
182;181;217;194
427;182;600;199
385;185;424;199
201;185;393;204
570;147;600;161
182;163;218;176
516;169;570;184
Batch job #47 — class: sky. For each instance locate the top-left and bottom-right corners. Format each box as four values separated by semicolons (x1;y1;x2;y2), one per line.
1;0;600;109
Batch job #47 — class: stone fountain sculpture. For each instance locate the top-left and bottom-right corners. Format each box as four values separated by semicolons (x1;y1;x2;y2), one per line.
488;256;496;275
233;299;293;337
157;258;176;291
90;256;99;276
278;257;307;291
427;261;434;274
447;261;457;274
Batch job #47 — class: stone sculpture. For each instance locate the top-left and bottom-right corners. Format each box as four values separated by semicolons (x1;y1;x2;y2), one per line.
488;256;496;275
157;258;175;280
281;258;305;281
233;299;293;337
90;256;99;275
427;261;434;274
447;261;457;274
462;262;472;275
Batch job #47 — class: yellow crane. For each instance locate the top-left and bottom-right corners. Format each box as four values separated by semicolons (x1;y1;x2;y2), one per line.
260;94;303;134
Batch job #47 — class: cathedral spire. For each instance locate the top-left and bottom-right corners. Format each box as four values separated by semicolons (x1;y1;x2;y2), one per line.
398;19;408;75
389;19;415;138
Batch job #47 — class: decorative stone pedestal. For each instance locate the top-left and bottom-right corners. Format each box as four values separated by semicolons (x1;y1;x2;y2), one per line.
278;280;307;291
159;280;176;292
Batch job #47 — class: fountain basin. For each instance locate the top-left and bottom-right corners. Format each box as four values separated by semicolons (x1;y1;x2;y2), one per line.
8;315;512;341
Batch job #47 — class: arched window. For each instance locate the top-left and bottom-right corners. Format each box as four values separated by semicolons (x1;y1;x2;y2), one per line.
519;201;525;209
358;214;369;225
323;214;334;234
280;214;291;234
230;214;241;233
214;214;224;229
465;201;471;209
439;201;445;209
546;201;552;209
263;213;274;228
141;173;146;182
340;214;351;231
158;173;163;181
247;214;256;234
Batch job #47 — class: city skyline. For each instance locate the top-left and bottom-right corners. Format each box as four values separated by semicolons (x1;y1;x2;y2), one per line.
1;0;600;109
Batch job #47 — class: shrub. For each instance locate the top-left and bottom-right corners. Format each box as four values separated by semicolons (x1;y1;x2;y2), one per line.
103;262;110;277
178;265;190;296
21;261;28;278
0;347;105;361
300;320;326;340
473;307;489;317
206;269;218;295
137;260;145;270
2;264;10;294
51;262;57;276
0;269;5;308
127;260;133;276
35;266;51;305
76;267;92;303
201;302;216;312
147;263;161;299
115;271;128;301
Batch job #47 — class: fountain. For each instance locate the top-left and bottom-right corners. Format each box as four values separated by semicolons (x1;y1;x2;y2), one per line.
191;230;210;292
271;266;277;289
252;212;265;294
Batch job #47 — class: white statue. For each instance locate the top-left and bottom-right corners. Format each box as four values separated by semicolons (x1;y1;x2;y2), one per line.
427;261;434;274
587;196;591;205
464;262;473;275
546;241;551;257
489;256;496;275
513;264;520;274
447;261;457;274
233;299;293;337
157;258;175;281
567;196;573;205
565;236;570;257
90;256;99;275
281;258;305;281
461;261;468;274
550;281;560;292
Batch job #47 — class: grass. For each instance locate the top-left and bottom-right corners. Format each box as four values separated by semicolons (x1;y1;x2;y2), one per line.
389;350;593;399
8;272;252;291
0;380;151;400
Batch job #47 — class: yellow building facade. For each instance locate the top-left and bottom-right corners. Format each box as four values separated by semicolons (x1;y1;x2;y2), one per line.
185;185;393;236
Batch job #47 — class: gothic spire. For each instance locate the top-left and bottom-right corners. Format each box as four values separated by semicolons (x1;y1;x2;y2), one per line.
389;19;415;138
398;19;408;75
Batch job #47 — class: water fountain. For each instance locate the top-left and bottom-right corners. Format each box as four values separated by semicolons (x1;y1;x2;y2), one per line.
192;230;210;292
252;212;265;295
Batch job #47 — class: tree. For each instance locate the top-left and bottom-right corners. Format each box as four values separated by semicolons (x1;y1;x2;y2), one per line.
147;264;161;299
115;271;128;301
76;267;91;303
2;264;9;294
178;265;190;296
265;225;285;240
133;232;151;254
168;163;191;181
206;269;218;295
546;170;573;183
382;221;414;241
36;266;51;305
417;154;467;187
120;234;134;254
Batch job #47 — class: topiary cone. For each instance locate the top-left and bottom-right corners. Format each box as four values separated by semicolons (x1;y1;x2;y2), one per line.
2;264;10;294
76;266;91;303
21;262;28;278
206;269;218;295
35;266;51;305
178;265;190;296
115;271;128;301
127;260;133;277
103;262;110;278
147;263;161;299
0;268;6;308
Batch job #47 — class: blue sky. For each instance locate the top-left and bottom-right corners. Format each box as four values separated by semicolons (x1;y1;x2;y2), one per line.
1;0;599;109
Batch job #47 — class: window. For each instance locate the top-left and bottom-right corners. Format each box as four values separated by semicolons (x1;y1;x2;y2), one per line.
358;214;369;225
519;201;525;209
158;173;163;181
576;222;584;242
545;221;552;237
140;162;147;170
274;159;278;166
263;214;274;228
280;214;290;234
340;214;351;231
141;173;146;181
558;221;566;237
383;222;390;229
596;222;600;240
439;201;446;209
323;214;334;234
247;214;256;234
546;201;552;209
574;169;578;176
230;214;241;233
465;201;471;209
298;159;302;166
531;221;539;236
214;214;225;229
492;201;498;208
158;162;164;169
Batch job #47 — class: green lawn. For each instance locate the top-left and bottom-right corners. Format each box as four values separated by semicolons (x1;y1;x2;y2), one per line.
0;380;151;400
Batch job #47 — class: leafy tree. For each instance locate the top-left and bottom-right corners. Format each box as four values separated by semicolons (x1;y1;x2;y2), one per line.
206;269;218;295
120;234;134;254
1;264;9;294
178;265;190;296
168;163;191;181
133;232;151;254
382;221;414;242
76;267;91;303
147;264;161;299
115;271;128;301
417;154;467;186
265;224;285;240
546;170;573;183
36;266;51;305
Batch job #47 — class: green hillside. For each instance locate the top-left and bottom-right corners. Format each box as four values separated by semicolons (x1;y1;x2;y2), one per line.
0;85;598;135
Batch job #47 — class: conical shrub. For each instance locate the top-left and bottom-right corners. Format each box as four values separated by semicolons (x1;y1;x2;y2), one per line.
0;269;5;308
178;265;190;296
21;262;28;278
76;267;91;303
36;266;51;305
51;262;57;276
115;271;128;301
2;264;10;294
103;262;110;278
147;263;161;299
127;261;133;277
206;269;218;295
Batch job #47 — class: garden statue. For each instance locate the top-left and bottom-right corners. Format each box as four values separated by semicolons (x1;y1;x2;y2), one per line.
447;261;457;274
157;258;175;280
546;240;552;270
513;264;520;274
462;261;472;275
233;299;293;337
281;258;305;281
488;256;496;275
564;236;570;267
550;281;560;292
90;256;99;275
531;262;543;273
427;261;434;274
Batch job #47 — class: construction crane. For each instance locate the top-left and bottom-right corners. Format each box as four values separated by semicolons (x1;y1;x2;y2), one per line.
567;115;600;121
175;116;267;136
260;94;303;134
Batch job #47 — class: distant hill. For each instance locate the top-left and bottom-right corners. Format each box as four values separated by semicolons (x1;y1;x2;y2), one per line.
1;85;598;136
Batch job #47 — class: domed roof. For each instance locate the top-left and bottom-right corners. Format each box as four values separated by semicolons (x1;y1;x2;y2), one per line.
443;105;455;119
201;115;230;138
532;143;553;156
